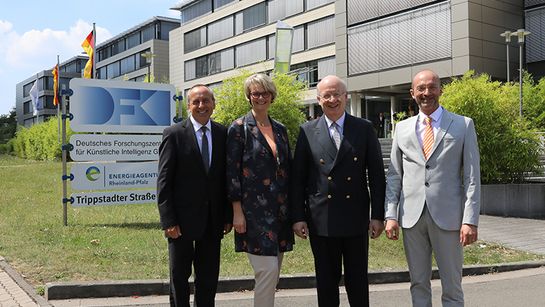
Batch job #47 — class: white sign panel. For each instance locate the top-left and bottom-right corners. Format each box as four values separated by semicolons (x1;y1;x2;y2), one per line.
71;190;157;207
71;161;158;190
70;134;162;161
69;78;176;133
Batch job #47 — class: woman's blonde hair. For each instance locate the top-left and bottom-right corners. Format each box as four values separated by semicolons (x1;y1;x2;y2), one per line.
244;73;277;102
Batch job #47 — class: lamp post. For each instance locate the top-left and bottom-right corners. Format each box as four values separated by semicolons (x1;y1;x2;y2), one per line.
512;29;530;117
142;51;155;82
500;30;512;82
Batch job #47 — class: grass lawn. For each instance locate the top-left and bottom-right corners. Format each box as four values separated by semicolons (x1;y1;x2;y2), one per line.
0;155;542;288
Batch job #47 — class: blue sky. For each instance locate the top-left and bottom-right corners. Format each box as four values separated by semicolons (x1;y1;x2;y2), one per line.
0;0;180;115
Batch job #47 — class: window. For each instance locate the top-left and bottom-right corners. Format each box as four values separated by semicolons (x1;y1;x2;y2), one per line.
347;2;451;75
236;38;266;67
208;16;234;44
184;47;235;80
23;82;34;97
307;16;335;49
107;62;120;78
196;56;208;78
242;3;266;32
214;0;235;9
347;0;437;25
293;26;305;52
292;61;319;87
44;96;55;109
120;55;136;75
160;22;179;40
98;66;107;79
142;24;156;43
268;34;275;60
43;76;53;90
268;0;303;23
306;0;334;11
317;57;335;80
185;60;196;80
526;6;545;63
185;27;207;53
64;62;77;73
181;0;212;24
208;52;221;74
127;32;141;49
24;102;30;114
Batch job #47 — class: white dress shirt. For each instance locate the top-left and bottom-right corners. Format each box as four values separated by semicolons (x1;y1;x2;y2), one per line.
323;112;346;138
416;106;443;148
189;115;212;166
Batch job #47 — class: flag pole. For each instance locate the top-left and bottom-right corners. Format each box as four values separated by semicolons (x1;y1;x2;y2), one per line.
92;23;96;79
57;55;61;142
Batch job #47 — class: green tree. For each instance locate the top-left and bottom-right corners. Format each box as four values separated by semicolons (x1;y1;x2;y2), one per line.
213;71;307;146
440;71;542;183
0;108;16;143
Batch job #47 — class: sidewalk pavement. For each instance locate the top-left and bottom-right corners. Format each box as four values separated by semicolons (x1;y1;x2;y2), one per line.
1;215;545;307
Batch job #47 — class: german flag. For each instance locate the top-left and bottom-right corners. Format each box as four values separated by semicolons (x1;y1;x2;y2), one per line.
52;64;59;106
81;31;94;78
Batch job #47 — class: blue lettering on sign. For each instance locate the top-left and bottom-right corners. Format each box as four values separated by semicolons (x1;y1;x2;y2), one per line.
74;87;171;126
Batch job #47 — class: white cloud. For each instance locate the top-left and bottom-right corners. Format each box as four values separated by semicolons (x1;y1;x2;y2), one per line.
3;19;112;70
0;20;13;33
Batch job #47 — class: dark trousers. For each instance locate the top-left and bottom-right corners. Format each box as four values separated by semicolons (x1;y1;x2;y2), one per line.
168;222;221;307
309;234;369;307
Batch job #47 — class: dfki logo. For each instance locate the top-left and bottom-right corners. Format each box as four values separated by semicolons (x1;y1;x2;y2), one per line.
86;166;101;181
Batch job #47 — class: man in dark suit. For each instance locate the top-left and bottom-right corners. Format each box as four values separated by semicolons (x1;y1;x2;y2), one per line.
292;75;386;307
157;84;232;307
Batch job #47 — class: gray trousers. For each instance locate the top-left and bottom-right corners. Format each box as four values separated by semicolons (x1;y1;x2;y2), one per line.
403;206;464;307
247;253;284;307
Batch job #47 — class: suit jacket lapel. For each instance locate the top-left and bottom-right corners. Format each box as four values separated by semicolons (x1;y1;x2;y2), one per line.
406;116;425;161
208;121;221;174
430;110;453;157
315;116;337;161
334;114;354;165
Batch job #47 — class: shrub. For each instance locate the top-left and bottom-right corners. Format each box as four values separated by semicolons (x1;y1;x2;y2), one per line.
212;71;307;146
12;117;73;161
440;71;542;183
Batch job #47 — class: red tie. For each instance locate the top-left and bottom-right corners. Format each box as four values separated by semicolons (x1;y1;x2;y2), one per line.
423;116;434;160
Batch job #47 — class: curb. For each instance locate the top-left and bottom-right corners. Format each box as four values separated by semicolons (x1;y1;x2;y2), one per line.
45;260;545;300
0;257;52;307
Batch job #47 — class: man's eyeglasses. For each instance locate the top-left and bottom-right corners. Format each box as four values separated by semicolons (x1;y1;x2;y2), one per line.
318;93;344;101
250;92;271;99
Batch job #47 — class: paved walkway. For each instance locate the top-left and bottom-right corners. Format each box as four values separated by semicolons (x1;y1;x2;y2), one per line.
2;215;545;307
478;215;545;255
0;257;41;307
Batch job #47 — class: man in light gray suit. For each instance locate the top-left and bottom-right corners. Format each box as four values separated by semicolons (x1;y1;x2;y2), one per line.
385;70;480;307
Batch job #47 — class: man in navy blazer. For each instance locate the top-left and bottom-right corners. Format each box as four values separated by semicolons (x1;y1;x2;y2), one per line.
385;70;480;307
157;84;232;307
292;75;386;307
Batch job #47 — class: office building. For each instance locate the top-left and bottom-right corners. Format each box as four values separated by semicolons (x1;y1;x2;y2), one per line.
169;0;337;117
96;16;180;82
338;0;523;136
15;56;88;127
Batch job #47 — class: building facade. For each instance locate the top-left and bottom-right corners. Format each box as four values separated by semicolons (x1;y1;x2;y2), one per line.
96;16;180;82
15;56;88;127
525;0;545;79
338;0;524;136
169;0;337;117
169;0;530;138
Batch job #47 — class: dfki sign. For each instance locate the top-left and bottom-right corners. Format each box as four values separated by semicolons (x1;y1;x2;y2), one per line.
69;78;176;133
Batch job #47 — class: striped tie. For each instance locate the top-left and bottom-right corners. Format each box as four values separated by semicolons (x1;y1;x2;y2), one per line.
423;116;434;160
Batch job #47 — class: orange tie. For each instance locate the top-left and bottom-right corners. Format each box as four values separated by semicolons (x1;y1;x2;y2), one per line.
423;116;434;160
